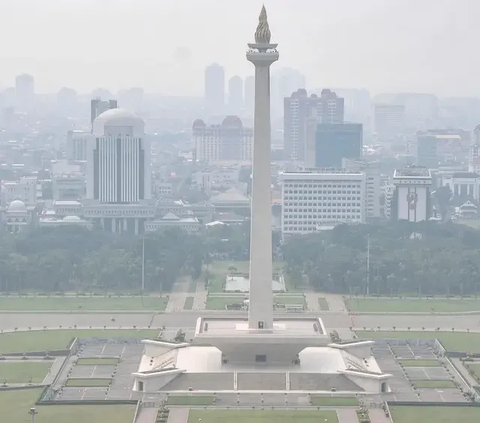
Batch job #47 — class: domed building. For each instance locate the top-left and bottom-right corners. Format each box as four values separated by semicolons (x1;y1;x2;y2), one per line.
5;200;31;233
192;116;253;163
84;108;154;234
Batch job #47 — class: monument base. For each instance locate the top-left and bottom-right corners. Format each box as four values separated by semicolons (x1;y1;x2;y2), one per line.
193;316;327;365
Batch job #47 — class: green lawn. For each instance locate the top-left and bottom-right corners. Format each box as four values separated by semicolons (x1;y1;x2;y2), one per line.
65;378;112;387
0;388;135;423
0;296;168;311
274;295;305;305
310;396;358;406
357;331;480;352
318;298;330;310
188;279;197;293
76;358;119;366
412;379;456;388
0;329;158;354
390;406;480;423
167;395;214;405
464;363;480;384
346;298;480;313
0;362;52;383
188;410;338;423
183;297;194;310
206;296;244;310
399;359;440;367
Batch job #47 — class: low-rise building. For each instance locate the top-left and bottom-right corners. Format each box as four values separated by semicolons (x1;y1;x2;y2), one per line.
280;169;366;236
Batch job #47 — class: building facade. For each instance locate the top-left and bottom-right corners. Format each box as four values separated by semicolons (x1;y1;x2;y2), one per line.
193;117;253;163
373;104;405;140
280;170;365;236
205;63;225;114
392;166;432;222
90;98;118;129
67;130;92;162
1;176;38;208
85;108;152;234
343;158;381;220
313;123;363;168
284;89;344;163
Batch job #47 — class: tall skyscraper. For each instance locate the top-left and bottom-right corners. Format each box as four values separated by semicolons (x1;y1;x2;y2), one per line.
246;5;278;331
228;76;244;113
284;89;344;162
87;108;151;204
244;75;255;115
204;63;225;114
314;123;363;168
90;98;118;131
15;74;34;112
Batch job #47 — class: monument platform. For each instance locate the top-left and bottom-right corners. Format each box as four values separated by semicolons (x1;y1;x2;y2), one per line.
193;316;328;364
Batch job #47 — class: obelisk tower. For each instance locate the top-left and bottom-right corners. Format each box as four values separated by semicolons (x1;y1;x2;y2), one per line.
246;5;279;330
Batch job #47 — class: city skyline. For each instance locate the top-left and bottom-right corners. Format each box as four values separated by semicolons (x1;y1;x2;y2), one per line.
0;0;479;96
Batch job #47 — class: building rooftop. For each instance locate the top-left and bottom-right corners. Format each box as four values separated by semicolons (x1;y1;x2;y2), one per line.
393;166;431;178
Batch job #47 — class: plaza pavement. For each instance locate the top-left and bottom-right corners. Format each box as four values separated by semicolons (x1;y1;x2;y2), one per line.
2;311;480;333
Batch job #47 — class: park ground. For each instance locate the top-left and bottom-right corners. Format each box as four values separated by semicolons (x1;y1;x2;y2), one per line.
188;410;339;423
346;297;480;313
0;296;168;311
390;405;480;423
357;330;480;352
0;388;135;423
0;329;158;354
0;361;53;383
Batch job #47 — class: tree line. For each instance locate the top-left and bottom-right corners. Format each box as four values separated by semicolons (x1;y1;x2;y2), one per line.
283;221;480;296
1;220;480;295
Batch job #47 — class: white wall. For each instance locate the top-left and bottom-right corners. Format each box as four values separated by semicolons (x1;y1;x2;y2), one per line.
397;185;428;222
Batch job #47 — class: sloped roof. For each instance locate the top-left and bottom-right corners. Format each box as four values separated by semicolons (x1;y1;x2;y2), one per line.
210;188;249;203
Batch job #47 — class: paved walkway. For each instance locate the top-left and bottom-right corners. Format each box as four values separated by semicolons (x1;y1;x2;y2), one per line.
192;280;207;311
42;357;66;384
305;293;320;311
166;277;190;312
452;358;477;387
368;408;391;423
167;408;190;423
135;407;158;423
323;294;348;313
337;409;359;423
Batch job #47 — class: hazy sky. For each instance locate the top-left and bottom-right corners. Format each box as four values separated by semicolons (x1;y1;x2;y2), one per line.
0;0;478;96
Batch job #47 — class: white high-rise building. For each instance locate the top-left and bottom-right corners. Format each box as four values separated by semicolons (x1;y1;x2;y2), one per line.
84;109;154;234
280;170;366;236
87;108;151;203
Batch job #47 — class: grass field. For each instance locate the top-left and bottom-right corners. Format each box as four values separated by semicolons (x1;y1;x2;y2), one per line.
310;396;358;406
463;363;480;383
188;410;339;423
76;358;119;366
318;298;330;310
399;359;440;367
274;296;305;305
206;296;244;310
65;378;112;387
0;362;52;383
167;395;214;405
0;388;135;423
357;331;480;352
346;298;480;313
0;329;158;354
183;297;194;310
0;296;168;311
411;379;456;388
390;406;480;423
